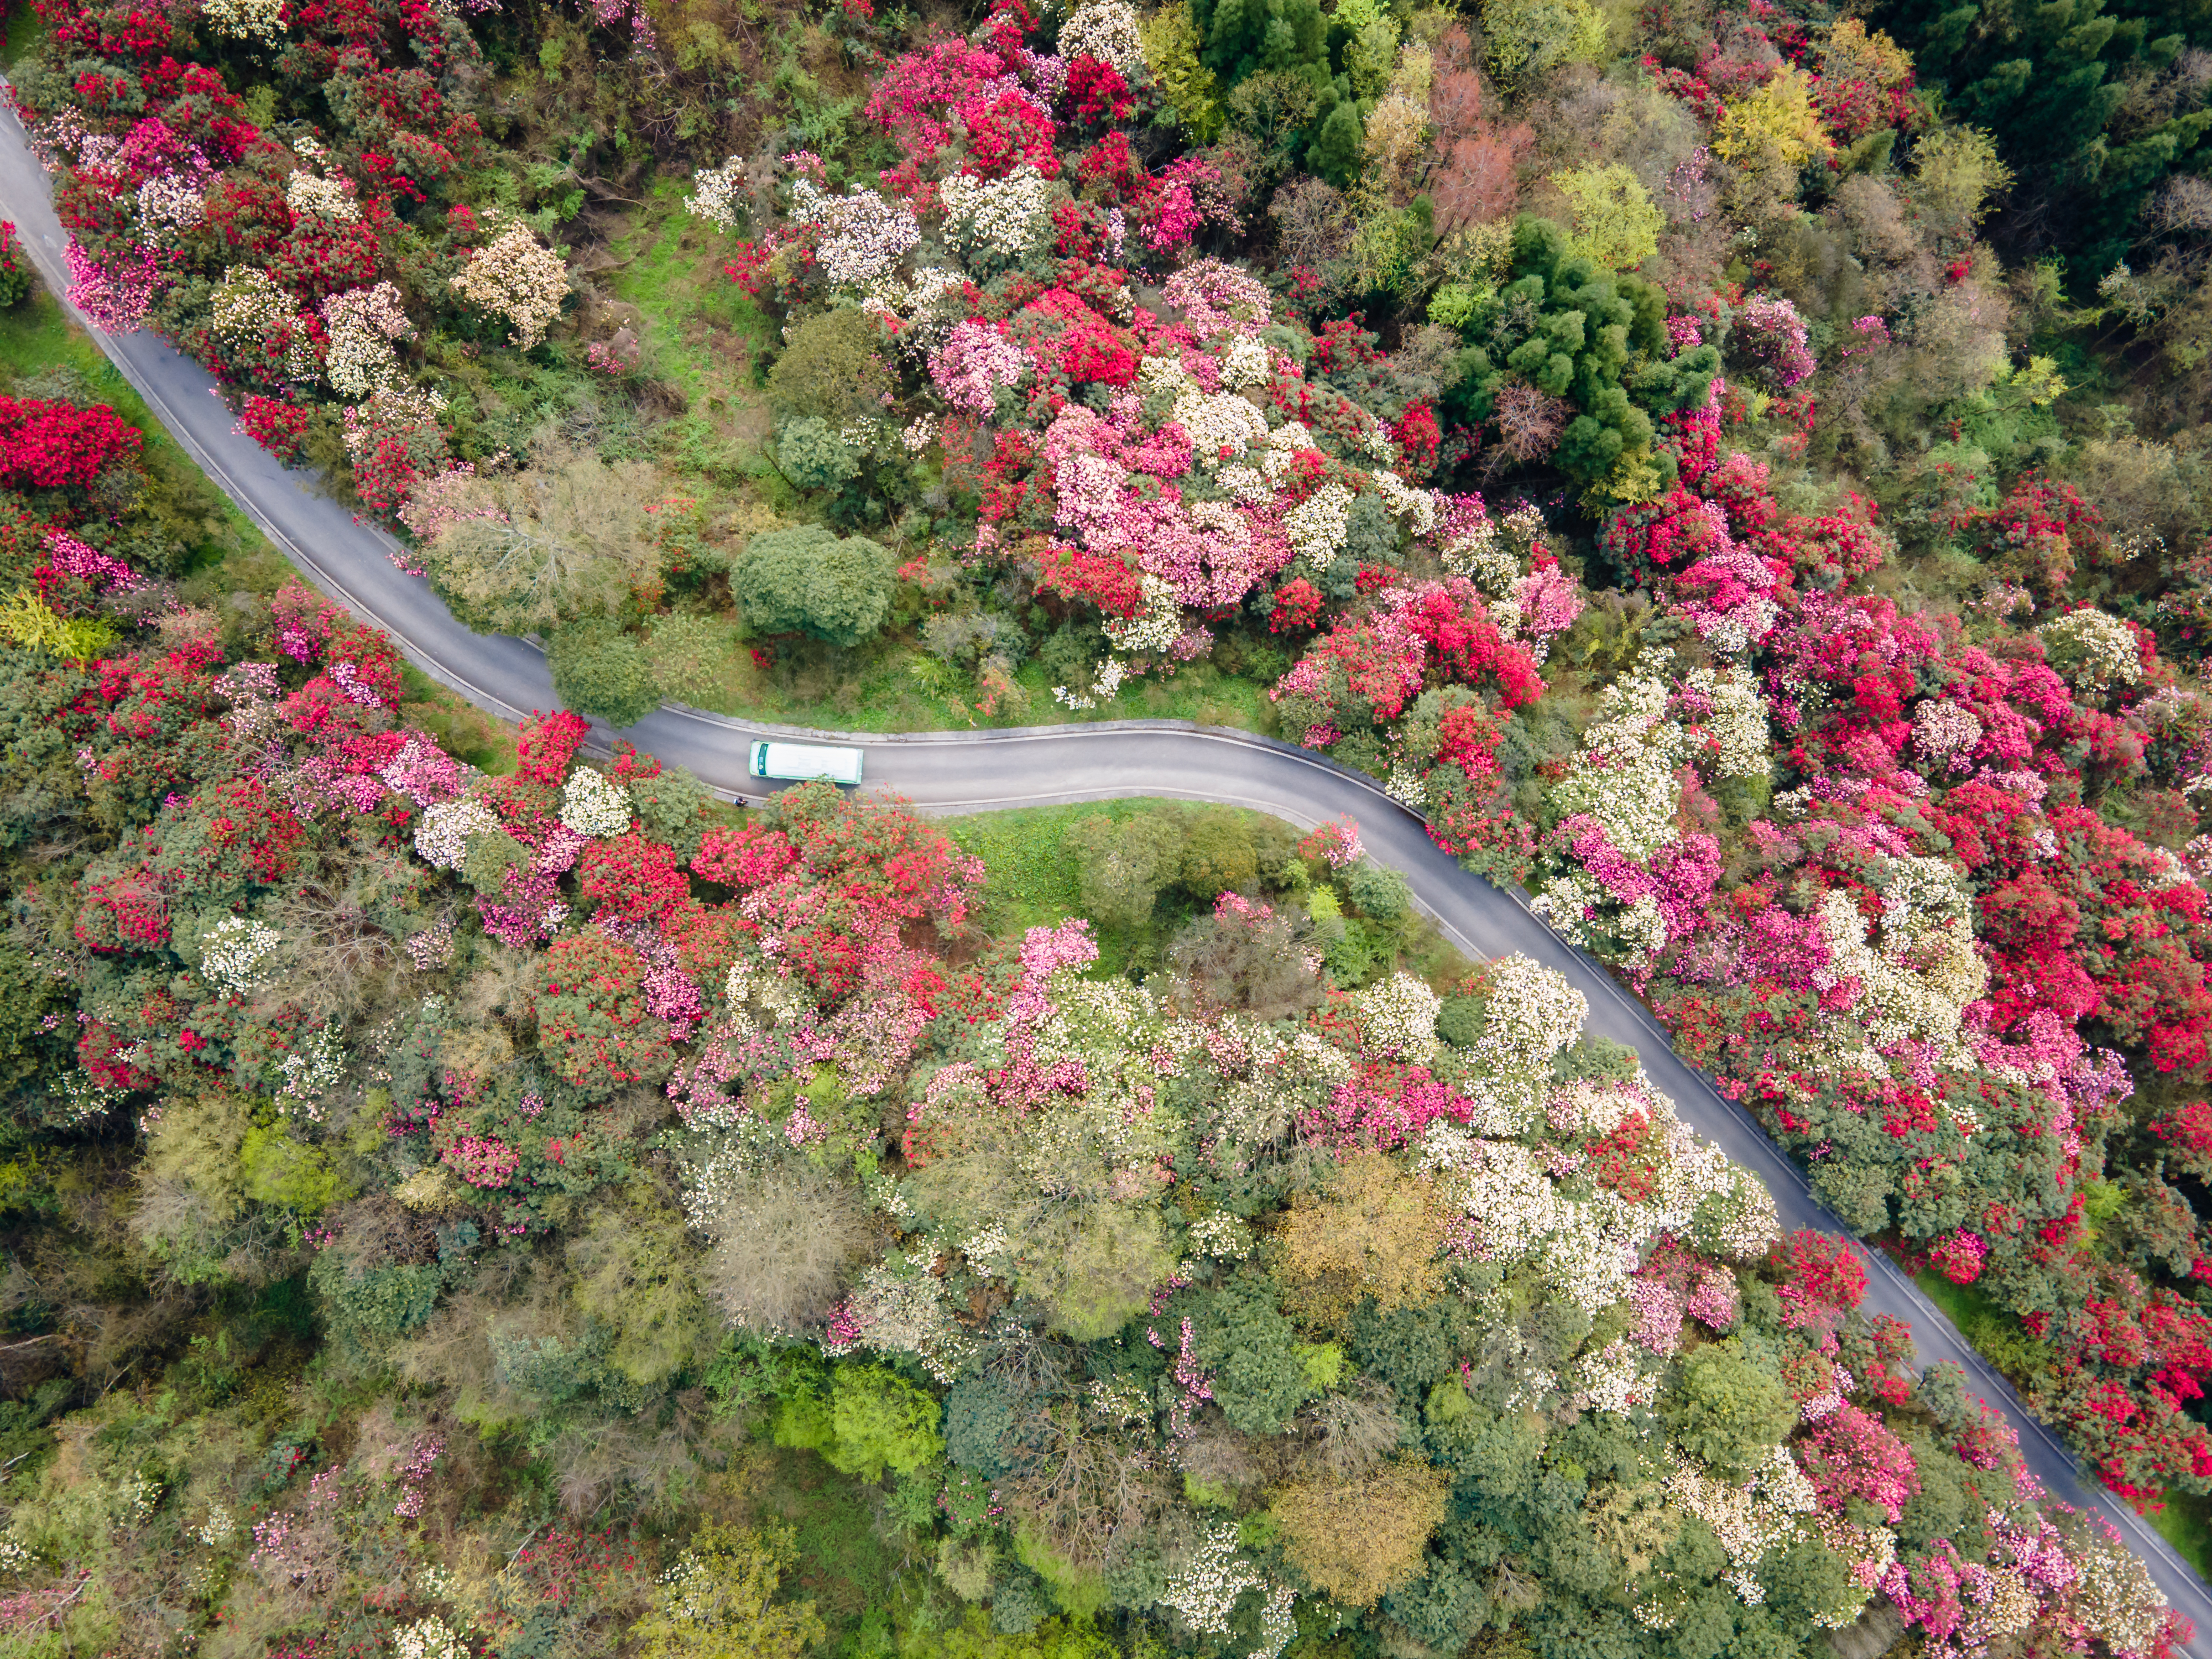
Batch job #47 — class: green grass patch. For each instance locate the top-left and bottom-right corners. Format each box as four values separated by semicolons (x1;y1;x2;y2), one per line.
1915;1269;2055;1394
604;181;779;467
951;799;1202;978
2150;1488;2212;1579
0;0;51;69
655;615;1278;739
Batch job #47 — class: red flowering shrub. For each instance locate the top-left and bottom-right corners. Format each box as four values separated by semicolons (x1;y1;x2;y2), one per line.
526;934;675;1098
577;832;690;924
692;822;800;889
0;397;141;492
237;395;311;463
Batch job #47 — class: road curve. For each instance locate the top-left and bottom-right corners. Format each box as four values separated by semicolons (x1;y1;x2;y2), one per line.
6;94;2210;1650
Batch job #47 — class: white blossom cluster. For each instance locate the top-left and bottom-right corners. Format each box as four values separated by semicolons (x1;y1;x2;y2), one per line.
112;1469;161;1528
1218;333;1272;390
1158;1522;1266;1635
2072;1537;2172;1656
560;768;633;836
195;1503;239;1547
1912;698;1983;770
1681;666;1770;779
413;796;499;869
790;180;923;287
135;173;207;247
1662;1448;1815;1608
1572;1336;1658;1415
200;916;282;995
320;283;412;398
343;387;447;457
685;155;748;233
1187;1210;1254;1258
1250;1583;1298;1659
1057;0;1147;78
1102;573;1185;654
838;1258;975;1384
393;1615;470;1659
1472;953;1587;1079
204;0;284;38
1441;513;1518;591
284;170;360;223
1353;971;1440;1058
1545;654;1684;860
275;1025;346;1122
1370;469;1439;535
1284;481;1354;571
1813;857;1987;1071
451;220;570;349
2038;607;2141;691
1170;390;1271;463
211;267;319;381
938;168;1056;259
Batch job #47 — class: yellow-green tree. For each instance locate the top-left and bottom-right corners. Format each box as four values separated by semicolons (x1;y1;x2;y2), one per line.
1138;4;1224;142
1550;165;1662;272
632;1521;827;1659
1270;1455;1448;1604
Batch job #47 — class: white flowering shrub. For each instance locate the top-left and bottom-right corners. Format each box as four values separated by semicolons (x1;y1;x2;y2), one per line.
788;180;922;286
450;220;570;349
559;768;632;837
1158;1522;1266;1635
203;0;284;39
319;283;412;398
392;1616;469;1659
1058;0;1146;76
2038;606;2142;691
200;916;281;996
1354;971;1441;1057
285;170;359;223
938;168;1056;260
685;155;748;232
412;796;498;869
211;267;318;382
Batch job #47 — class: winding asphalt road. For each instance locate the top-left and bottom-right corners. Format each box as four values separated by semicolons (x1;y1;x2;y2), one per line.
7;96;2211;1650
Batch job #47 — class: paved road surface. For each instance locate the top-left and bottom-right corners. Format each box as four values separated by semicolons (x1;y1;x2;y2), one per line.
7;93;2210;1650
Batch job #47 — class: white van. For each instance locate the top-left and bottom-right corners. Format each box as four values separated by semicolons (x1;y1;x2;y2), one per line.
749;741;864;786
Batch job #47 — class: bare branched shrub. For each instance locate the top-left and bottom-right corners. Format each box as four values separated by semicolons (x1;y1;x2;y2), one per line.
1001;1400;1173;1571
692;1161;869;1334
1302;1380;1409;1477
1490;381;1572;464
1163;902;1327;1022
1427;27;1530;232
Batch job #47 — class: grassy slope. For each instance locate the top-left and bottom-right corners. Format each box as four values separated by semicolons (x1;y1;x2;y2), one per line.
602;184;1277;738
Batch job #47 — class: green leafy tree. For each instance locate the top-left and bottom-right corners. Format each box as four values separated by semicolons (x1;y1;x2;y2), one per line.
1550;165;1663;272
550;622;663;728
1187;1274;1313;1434
826;1364;945;1481
1662;1343;1798;1483
777;418;863;494
734;526;897;649
1441;217;1719;494
768;309;893;425
1876;0;2212;280
419;444;664;635
1307;102;1366;188
1068;810;1186;931
632;1521;827;1659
